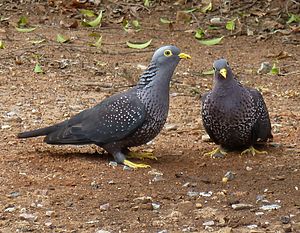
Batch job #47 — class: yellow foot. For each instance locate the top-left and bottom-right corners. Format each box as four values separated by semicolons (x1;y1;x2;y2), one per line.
240;146;268;156
204;147;227;158
123;159;151;169
127;151;157;160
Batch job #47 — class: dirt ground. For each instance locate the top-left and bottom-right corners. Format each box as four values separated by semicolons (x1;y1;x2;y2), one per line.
0;1;300;232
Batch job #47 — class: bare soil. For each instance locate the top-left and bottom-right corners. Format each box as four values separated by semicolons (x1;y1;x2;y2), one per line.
0;1;299;232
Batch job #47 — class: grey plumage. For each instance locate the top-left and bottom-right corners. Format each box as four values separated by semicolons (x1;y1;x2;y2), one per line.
18;45;191;168
202;59;272;151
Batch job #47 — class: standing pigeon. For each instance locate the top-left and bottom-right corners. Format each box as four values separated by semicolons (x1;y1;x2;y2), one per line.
18;45;191;168
201;59;272;158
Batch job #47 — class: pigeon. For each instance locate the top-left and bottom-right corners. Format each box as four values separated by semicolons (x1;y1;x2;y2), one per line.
18;45;191;168
201;58;272;158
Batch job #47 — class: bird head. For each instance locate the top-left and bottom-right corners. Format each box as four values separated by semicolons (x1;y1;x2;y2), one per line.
213;59;231;80
151;45;191;69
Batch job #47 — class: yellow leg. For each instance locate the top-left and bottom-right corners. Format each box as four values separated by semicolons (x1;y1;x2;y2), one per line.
204;147;227;158
240;146;268;156
123;159;151;169
127;151;157;160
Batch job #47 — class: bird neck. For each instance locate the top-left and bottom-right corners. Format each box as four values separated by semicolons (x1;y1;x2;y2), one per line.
137;62;159;88
136;63;174;119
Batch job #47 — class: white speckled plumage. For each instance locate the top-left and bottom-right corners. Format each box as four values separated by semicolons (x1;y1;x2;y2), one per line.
18;45;189;166
202;59;272;150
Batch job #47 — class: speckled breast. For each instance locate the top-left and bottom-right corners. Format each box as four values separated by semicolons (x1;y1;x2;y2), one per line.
125;114;166;147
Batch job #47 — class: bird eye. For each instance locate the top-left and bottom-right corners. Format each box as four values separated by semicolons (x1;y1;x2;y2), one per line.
213;67;216;70
164;49;173;57
226;62;229;66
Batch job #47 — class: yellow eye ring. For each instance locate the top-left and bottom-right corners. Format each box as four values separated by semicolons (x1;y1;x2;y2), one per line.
164;49;173;57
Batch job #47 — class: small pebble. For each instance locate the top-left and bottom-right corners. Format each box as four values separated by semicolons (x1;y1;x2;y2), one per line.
201;134;211;142
45;210;54;217
108;161;118;167
96;230;111;233
45;221;53;227
280;215;290;224
232;203;253;210
222;171;235;183
260;204;281;211
246;224;258;229
19;213;38;221
246;166;253;171
9;191;20;198
203;220;215;226
199;191;212;197
164;123;178;131
133;196;152;204
100;203;110;211
151;203;160;210
195;203;203;209
187;191;199;197
257;62;272;74
4;206;16;212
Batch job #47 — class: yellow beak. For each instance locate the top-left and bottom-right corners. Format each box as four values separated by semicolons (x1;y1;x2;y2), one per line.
178;53;191;59
220;68;227;78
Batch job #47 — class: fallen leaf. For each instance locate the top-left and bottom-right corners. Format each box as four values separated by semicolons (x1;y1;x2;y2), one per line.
90;36;102;48
287;14;300;24
29;39;46;45
86;11;103;27
198;36;224;46
269;63;280;75
226;19;235;31
15;27;36;33
34;63;43;74
160;18;174;24
202;69;214;75
79;9;96;17
144;0;150;7
201;2;212;13
195;28;205;39
56;34;69;43
126;39;152;49
17;16;28;27
0;40;4;49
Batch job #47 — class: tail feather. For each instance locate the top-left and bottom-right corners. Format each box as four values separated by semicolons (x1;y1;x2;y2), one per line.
17;124;63;138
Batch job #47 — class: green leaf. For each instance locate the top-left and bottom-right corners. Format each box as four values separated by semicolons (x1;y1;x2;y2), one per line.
160;18;174;24
270;63;280;75
15;27;36;33
183;8;197;13
144;0;150;7
132;20;140;29
90;36;102;48
207;25;219;30
287;14;300;24
201;2;212;13
198;36;224;46
126;39;152;49
195;28;205;39
56;34;69;43
226;19;235;31
86;11;103;27
29;39;46;45
34;63;43;74
79;9;96;17
202;69;214;75
17;16;28;27
0;40;4;49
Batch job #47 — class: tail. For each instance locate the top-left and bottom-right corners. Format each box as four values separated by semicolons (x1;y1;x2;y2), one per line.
17;124;63;138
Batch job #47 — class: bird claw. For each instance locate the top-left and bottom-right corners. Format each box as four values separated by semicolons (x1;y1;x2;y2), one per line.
123;159;151;169
240;146;268;156
127;151;157;160
204;147;227;158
